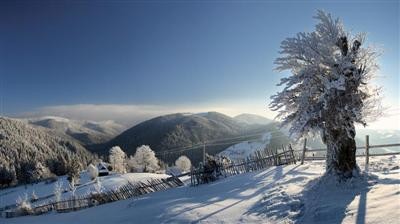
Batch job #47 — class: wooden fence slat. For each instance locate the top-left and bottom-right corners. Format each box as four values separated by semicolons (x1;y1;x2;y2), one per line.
300;138;307;165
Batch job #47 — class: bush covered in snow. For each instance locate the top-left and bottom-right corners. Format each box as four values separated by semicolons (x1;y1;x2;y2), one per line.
87;163;99;180
175;155;191;172
127;145;160;173
31;190;38;202
15;193;33;215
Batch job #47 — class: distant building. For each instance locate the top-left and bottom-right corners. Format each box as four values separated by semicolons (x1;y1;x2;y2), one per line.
97;162;110;176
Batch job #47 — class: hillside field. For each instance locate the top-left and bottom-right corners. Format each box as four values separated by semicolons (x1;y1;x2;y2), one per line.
1;156;399;224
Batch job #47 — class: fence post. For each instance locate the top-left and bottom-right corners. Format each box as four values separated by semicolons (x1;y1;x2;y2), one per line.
365;135;369;171
190;166;193;186
281;145;288;164
301;138;307;165
271;148;278;166
289;144;296;164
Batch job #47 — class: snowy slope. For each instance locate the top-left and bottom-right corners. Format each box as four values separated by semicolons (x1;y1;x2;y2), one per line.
218;133;271;161
0;172;169;209
2;156;398;224
234;113;272;125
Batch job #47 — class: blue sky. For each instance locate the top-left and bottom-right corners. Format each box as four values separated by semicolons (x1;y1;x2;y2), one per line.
0;0;399;127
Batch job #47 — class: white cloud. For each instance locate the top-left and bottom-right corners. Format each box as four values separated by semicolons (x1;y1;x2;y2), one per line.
16;100;277;126
14;99;399;130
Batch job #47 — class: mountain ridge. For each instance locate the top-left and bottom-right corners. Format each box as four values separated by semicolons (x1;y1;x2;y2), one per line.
25;116;126;146
0;117;94;186
89;112;277;163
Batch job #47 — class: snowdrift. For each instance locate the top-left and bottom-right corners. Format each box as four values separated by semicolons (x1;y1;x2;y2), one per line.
1;156;399;224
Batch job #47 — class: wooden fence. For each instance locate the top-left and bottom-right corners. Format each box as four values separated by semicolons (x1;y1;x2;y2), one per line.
3;176;183;218
299;135;400;166
189;135;400;186
190;144;296;186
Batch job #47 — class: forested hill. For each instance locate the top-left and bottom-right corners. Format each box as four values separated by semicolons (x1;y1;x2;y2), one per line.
91;112;273;157
0;117;94;187
26;116;125;146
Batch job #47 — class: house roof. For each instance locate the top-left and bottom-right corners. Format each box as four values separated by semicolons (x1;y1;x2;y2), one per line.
97;162;109;171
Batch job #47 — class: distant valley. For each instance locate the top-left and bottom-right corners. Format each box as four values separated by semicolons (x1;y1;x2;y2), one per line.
2;112;398;186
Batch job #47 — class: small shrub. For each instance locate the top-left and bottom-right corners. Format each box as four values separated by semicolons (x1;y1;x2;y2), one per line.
15;193;33;215
31;191;39;202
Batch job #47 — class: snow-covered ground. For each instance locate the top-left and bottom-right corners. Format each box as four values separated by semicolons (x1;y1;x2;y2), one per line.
218;132;271;161
0;172;169;208
1;155;398;224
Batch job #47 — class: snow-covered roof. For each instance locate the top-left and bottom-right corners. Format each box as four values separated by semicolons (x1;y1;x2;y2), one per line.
97;162;109;171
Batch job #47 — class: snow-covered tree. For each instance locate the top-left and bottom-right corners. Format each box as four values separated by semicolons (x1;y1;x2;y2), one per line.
270;10;381;178
67;158;80;184
93;177;103;194
87;164;98;180
109;146;127;173
31;162;51;183
127;145;160;173
175;155;191;172
69;178;77;197
54;181;63;202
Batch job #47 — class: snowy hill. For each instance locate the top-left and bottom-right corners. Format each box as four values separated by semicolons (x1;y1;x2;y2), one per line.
0;117;94;186
218;132;271;161
94;112;275;164
26;116;125;146
0;172;170;208
2;156;398;224
99;112;246;155
234;113;273;125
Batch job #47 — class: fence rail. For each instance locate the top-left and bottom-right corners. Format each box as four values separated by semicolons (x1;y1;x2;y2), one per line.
190;144;297;186
302;143;400;152
300;135;400;165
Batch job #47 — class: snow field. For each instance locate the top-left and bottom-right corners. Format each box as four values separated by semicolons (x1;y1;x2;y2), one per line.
1;155;398;224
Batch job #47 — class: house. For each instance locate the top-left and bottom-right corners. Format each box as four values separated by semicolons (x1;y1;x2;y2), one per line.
97;162;110;176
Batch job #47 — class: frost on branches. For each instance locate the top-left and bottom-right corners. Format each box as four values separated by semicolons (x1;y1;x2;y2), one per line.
127;145;160;173
175;155;192;172
109;146;127;173
270;10;381;178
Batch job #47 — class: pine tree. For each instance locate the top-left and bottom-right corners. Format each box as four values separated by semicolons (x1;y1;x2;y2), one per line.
67;158;81;184
270;10;381;178
0;166;14;187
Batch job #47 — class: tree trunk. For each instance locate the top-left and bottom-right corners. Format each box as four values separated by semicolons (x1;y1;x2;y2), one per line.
324;129;358;178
